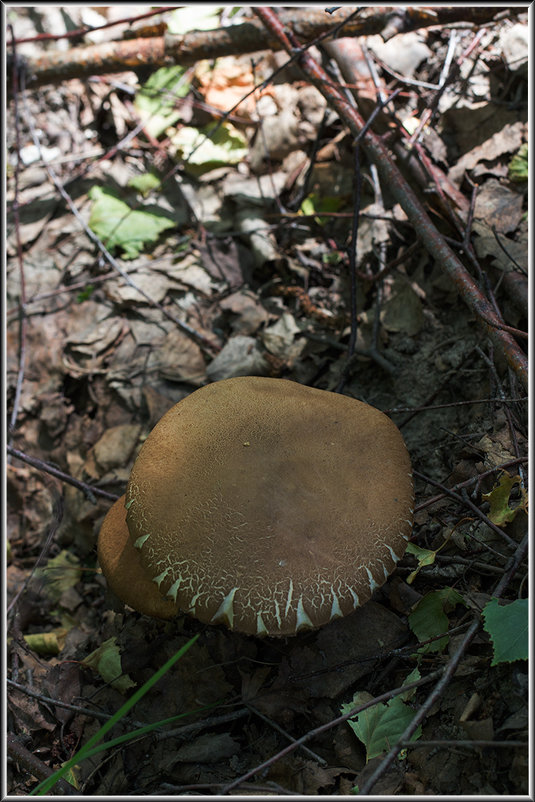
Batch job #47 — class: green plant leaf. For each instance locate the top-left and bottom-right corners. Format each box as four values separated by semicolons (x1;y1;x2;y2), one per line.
482;598;528;666
128;171;162;197
342;670;422;762
300;192;345;224
31;634;200;795
169;123;248;173
508;143;528;183
82;637;135;694
35;550;82;603
76;284;95;303
409;588;466;653
168;5;223;34
88;186;175;259
134;65;191;138
482;473;527;526
405;542;438;583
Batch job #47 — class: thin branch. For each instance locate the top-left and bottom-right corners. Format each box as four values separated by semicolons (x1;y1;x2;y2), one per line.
219;669;442;794
413;469;518;550
10;8;508;91
254;7;527;389
7;445;119;503
7;734;78;796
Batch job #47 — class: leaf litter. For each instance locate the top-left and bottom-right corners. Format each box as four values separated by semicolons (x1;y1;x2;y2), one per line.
6;5;528;796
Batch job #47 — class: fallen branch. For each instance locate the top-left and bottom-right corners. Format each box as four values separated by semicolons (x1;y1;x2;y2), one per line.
254;7;528;390
10;7;508;91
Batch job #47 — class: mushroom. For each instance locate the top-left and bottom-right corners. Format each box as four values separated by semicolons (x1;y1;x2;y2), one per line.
97;495;178;620
98;377;413;636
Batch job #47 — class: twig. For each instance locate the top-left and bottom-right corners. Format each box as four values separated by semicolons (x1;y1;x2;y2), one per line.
7;489;64;617
7;733;78;795
253;7;528;390
491;225;528;276
154;708;249;741
219;670;442;794
413;469;518;550
7;28;28;439
10;8;506;91
18;92;220;355
402;739;526;749
247;705;327;765
358;529;528;794
413;456;527;512
7;679;115;724
7;445;119;503
358;617;481;794
9;6;180;46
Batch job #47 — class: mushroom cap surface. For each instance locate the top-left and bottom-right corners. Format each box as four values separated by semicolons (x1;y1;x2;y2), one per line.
97;495;178;620
124;377;414;636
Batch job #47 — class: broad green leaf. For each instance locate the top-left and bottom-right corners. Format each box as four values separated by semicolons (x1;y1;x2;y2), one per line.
342;680;422;762
405;542;438;584
168;5;223;34
170;123;248;173
134;65;191;138
482;598;528;666
82;637;135;694
88;186;175;259
409;588;466;653
300;192;346;225
482;473;527;526
128;171;162;197
35;550;81;602
509;143;528;184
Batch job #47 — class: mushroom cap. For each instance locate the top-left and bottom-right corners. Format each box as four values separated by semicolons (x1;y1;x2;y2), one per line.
97;495;178;620
124;377;414;636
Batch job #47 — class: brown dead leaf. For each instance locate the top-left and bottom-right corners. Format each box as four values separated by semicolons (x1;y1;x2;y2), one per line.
472;220;527;275
154;328;207;385
382;275;424;336
219;290;270;335
298;759;349;794
169;732;240;765
198;237;250;290
206;335;269;381
85;423;141;477
196;57;256;116
473;179;524;234
8;688;57;734
449;122;525;186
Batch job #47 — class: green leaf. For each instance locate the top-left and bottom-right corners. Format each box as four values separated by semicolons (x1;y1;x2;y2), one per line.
35;550;82;603
405;542;438;584
482;473;527;526
342;672;422;762
508;143;528;184
409;588;466;653
134;65;191;138
82;637;135;694
31;634;200;795
170;123;248;173
300;192;345;225
128;171;162;197
88;186;175;259
168;5;223;34
482;598;528;666
76;284;95;303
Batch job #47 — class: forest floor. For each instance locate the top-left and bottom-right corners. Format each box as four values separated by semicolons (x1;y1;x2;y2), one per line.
6;5;529;797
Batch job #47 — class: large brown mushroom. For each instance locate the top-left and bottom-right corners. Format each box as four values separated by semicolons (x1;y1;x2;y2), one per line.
97;377;413;636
